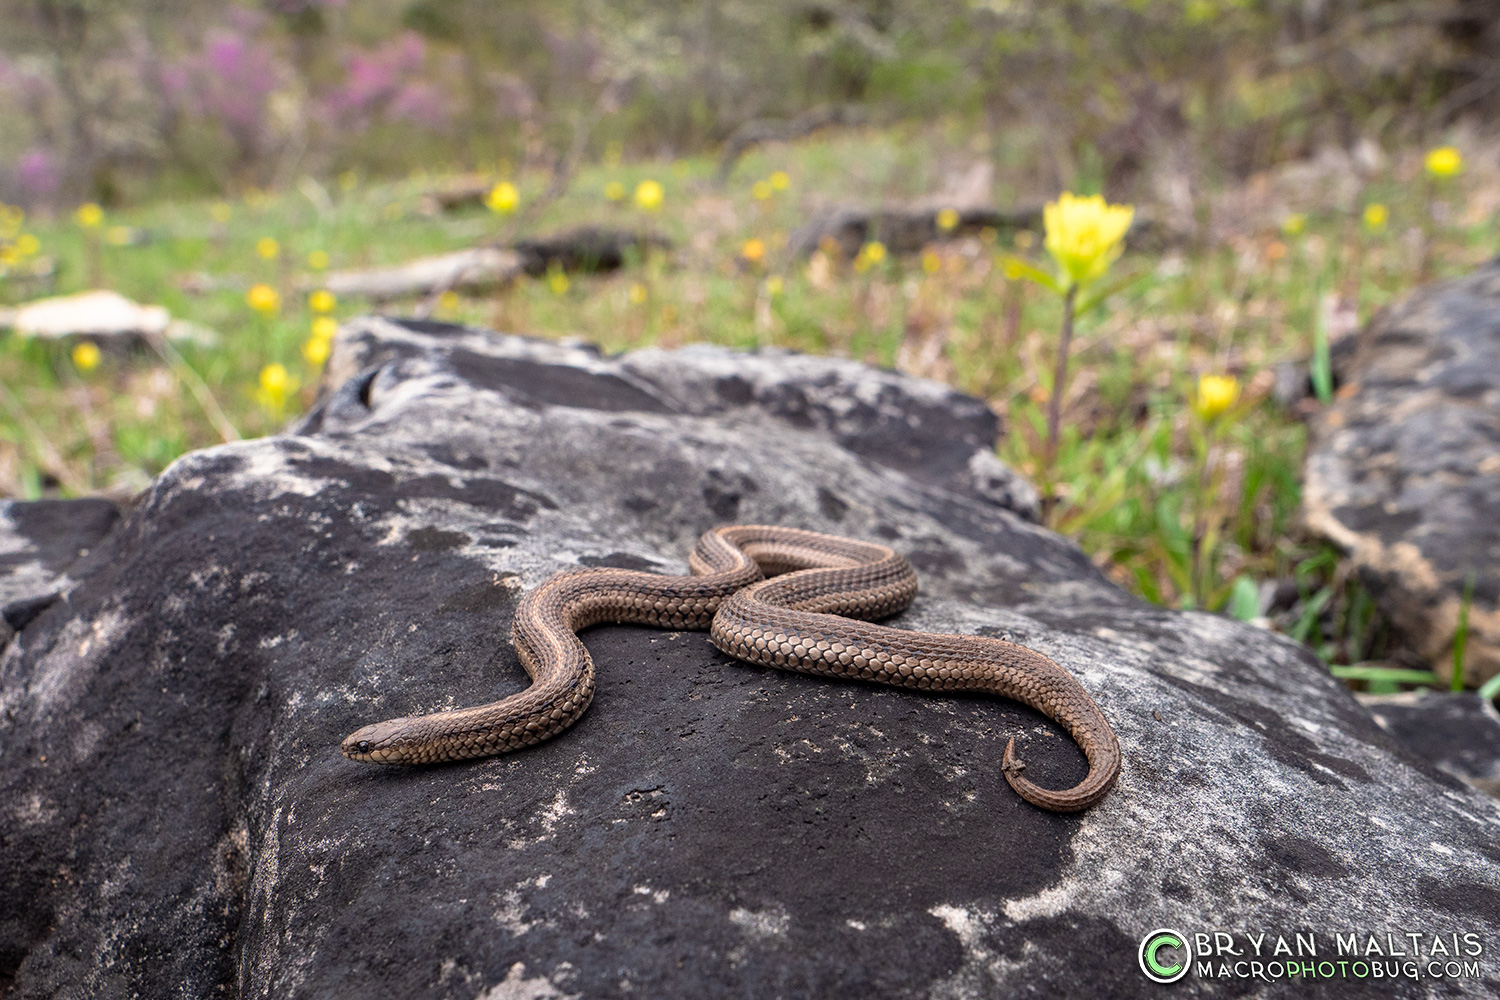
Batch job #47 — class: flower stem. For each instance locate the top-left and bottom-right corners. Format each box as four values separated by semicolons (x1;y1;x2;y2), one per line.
1041;283;1077;526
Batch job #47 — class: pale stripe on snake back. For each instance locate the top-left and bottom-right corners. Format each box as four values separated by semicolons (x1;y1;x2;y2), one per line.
341;525;1121;812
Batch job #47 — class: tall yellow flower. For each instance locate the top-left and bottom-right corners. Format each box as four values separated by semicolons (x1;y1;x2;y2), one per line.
854;241;886;273
633;179;664;211
604;180;625;202
71;341;102;372
741;238;766;263
256;363;298;413
75;203;104;228
486;181;520;214
1043;192;1133;290
256;237;280;260
1362;204;1388;233
302;335;331;366
309;289;337;313
1425;146;1463;179
769;171;790;191
246;283;281;316
1193;374;1241;421
936;207;960;232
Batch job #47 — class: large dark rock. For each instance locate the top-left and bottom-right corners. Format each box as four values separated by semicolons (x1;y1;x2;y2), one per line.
3;318;1499;999
1304;262;1500;683
0;498;120;644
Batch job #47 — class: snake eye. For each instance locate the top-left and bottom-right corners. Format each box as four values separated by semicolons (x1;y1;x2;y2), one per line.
357;740;372;754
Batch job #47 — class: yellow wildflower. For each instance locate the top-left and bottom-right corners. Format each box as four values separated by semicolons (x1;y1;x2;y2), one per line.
1425;146;1463;179
307;250;330;270
437;290;459;314
1280;213;1306;237
246;283;281;316
210;202;233;224
936;207;960;232
769;171;790;191
548;268;570;296
311;316;338;341
752;180;773;201
922;249;942;274
764;275;784;296
604;180;626;202
741;238;766;263
1193;374;1241;421
256;237;280;260
75;203;104;228
105;226;132;247
1362;204;1388;233
71;341;102;372
14;233;39;257
1043;192;1134;289
628;282;648;305
256;363;298;413
309;289;337;313
854;241;887;272
338;171;358;192
302;336;331;366
486;181;520;214
633;179;664;211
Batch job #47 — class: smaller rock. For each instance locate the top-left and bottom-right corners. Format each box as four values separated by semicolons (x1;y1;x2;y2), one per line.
787;206;1042;260
317;248;524;300
0;290;177;341
1303;262;1500;683
512;227;672;276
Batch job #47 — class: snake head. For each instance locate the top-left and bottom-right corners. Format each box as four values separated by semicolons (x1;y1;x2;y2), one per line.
340;719;413;764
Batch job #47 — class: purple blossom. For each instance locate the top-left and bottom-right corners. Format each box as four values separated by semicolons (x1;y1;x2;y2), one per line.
321;32;450;130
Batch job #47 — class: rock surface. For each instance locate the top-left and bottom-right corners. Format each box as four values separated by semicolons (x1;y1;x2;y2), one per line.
1361;691;1500;798
0;499;120;646
3;318;1499;999
1304;262;1500;683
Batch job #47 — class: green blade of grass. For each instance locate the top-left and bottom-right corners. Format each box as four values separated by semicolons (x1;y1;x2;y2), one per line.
1329;665;1442;686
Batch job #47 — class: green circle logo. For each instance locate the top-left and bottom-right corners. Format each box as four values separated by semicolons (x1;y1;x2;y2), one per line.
1139;928;1191;983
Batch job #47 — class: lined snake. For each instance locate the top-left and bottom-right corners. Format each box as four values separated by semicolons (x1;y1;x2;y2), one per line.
341;525;1121;812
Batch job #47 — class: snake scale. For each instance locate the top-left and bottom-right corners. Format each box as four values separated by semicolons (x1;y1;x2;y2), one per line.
342;525;1121;812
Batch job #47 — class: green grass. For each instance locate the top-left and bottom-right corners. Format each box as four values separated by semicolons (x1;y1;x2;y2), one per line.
2;125;1496;690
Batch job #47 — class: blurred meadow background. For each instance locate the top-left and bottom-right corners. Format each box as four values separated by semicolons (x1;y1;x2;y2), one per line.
3;0;1499;690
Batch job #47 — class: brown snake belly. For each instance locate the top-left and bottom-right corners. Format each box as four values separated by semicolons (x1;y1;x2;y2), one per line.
341;525;1121;812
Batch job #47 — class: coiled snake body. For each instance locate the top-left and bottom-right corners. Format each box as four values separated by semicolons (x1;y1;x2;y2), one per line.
342;525;1121;812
